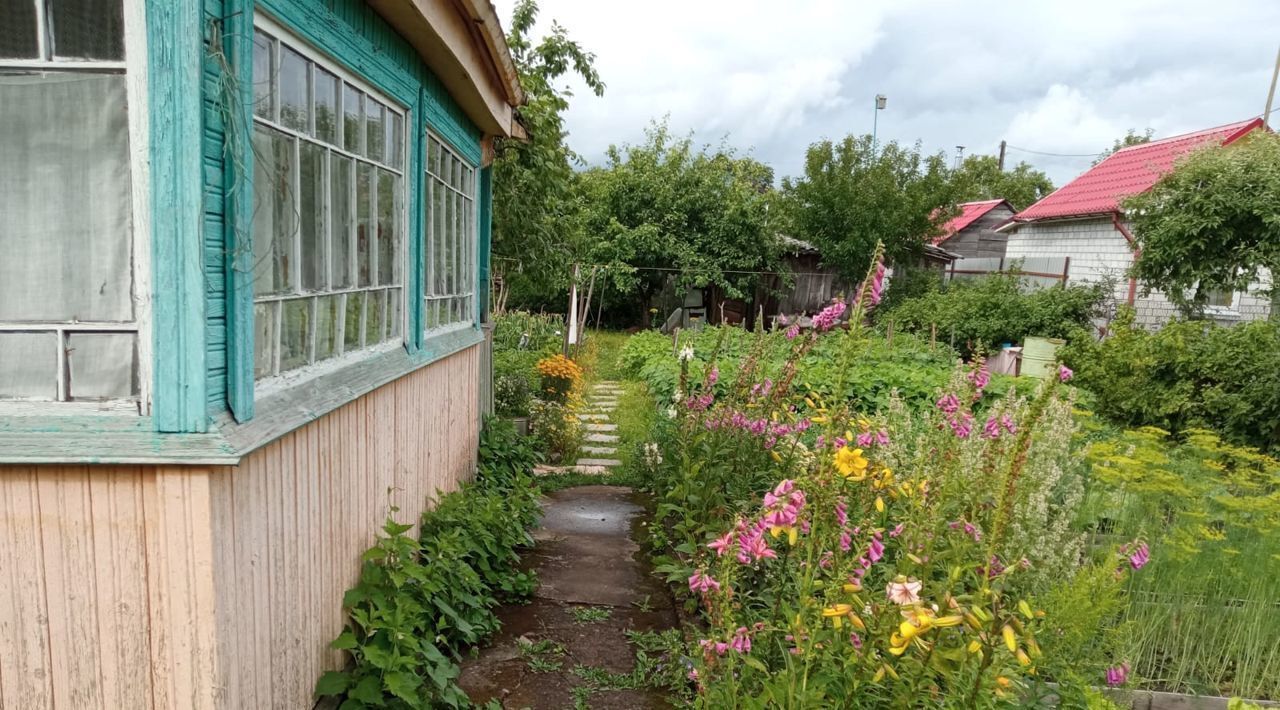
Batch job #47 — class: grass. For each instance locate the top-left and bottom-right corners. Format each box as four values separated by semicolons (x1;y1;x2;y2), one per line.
569;605;612;624
519;638;567;673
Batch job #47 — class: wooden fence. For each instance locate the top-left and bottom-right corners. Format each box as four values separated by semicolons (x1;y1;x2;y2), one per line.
946;256;1071;291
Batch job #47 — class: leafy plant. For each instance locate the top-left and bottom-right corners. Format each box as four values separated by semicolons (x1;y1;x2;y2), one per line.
530;397;582;464
569;605;612;624
519;638;567;673
314;421;542;708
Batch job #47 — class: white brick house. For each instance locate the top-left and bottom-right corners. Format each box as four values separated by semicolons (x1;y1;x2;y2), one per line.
1001;119;1272;331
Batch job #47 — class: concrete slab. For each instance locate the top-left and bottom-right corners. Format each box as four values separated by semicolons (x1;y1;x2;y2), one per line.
585;423;618;432
585;433;620;444
576;413;610;421
580;446;618;455
575;458;622;468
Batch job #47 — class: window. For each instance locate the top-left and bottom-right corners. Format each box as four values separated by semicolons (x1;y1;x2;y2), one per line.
424;133;477;331
1204;288;1236;310
251;22;406;383
0;0;144;408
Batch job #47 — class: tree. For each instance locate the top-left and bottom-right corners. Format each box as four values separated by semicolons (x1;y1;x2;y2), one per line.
1092;128;1153;165
950;155;1054;211
1125;132;1280;315
492;0;603;307
578;123;783;324
781;135;954;281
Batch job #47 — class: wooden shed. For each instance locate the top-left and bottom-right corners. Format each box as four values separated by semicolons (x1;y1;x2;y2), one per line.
933;199;1016;259
0;1;523;708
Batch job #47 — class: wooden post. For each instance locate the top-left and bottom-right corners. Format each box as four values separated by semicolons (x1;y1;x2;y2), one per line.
930;323;937;351
671;327;681;356
998;139;1007;171
1062;256;1071;285
886;320;894;349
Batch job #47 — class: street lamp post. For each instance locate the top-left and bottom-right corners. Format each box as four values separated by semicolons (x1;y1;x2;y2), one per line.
872;94;887;150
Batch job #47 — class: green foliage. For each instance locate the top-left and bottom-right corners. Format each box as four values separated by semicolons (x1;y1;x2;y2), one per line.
781;134;955;281
492;310;564;354
530;397;581;464
493;311;566;417
1063;313;1280;450
314;421;541;708
493;1;603;305
885;273;1103;356
1092;128;1153;166
950;155;1055;211
568;605;611;624
618;330;673;378
579;122;783;318
1124;131;1280;314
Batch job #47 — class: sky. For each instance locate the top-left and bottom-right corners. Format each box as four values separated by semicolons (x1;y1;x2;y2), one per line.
491;0;1280;186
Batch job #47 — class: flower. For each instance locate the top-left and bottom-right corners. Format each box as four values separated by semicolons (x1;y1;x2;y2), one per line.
678;345;695;363
982;416;1002;440
936;393;961;414
1105;662;1130;686
1126;541;1151;570
834;446;869;479
785;323;801;340
707;365;719;386
689;570;720;594
885;577;922;605
821;603;853;628
707;530;733;557
1059;364;1074;382
730;626;752;654
949;412;974;439
812;299;847;331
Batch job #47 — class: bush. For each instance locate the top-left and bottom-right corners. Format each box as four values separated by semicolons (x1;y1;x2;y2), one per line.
884;272;1103;356
530;398;581;464
494;372;533;418
1063;311;1280;450
315;420;541;708
535;353;583;402
492;310;564;355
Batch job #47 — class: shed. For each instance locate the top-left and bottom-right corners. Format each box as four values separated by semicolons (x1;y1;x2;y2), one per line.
0;2;523;707
933;199;1016;259
1001;119;1272;329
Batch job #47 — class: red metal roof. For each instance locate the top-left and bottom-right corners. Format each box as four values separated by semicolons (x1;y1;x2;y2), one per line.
1013;118;1265;222
934;199;1011;244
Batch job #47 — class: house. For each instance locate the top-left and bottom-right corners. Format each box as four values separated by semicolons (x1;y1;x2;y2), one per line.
1001;119;1272;329
933;198;1016;259
0;1;522;708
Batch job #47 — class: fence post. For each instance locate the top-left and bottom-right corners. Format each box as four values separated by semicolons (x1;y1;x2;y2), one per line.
886;320;894;350
930;323;937;351
1062;256;1071;285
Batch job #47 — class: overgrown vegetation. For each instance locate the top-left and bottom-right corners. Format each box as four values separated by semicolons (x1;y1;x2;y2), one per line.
1063;311;1280;451
314;419;542;708
882;273;1104;356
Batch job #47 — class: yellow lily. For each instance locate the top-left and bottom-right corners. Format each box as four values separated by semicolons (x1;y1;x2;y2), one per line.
834;446;869;479
822;604;852;628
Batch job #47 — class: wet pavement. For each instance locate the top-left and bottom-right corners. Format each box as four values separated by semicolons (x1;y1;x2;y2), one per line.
458;486;677;709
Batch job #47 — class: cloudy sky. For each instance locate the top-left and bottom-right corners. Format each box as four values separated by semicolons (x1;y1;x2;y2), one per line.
492;0;1280;186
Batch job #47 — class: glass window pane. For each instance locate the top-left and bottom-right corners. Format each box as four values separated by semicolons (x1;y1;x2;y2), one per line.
342;84;361;154
67;332;135;400
0;332;56;400
299;142;325;291
365;99;384;163
365;289;386;344
427;137;439;176
386;112;403;169
433;178;446;295
356;162;373;287
251;126;295;296
0;74;133;322
330;155;353;289
278;45;309;132
280;298;310;372
376;169;399;286
50;0;124;61
315;295;339;362
387;288;401;338
344;292;364;351
252;33;275;120
253;301;277;379
0;0;39;59
313;67;338;145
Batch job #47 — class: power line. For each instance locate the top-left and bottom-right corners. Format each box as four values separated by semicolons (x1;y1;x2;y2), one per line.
1003;144;1103;158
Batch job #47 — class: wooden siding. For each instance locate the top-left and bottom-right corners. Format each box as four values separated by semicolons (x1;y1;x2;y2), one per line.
0;347;479;710
939;204;1015;260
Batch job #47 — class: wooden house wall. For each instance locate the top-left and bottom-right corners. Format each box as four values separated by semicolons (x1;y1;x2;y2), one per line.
0;347;480;710
940;204;1015;259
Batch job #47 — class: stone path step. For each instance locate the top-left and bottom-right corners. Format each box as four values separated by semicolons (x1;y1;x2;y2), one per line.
576;458;623;468
584;423;617;432
584;433;619;444
580;446;617;456
576;413;610;421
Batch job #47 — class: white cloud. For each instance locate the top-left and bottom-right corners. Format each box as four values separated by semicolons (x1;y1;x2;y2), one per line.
494;0;1280;186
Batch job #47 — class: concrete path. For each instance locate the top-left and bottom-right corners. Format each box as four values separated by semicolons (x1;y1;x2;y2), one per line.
458;486;676;708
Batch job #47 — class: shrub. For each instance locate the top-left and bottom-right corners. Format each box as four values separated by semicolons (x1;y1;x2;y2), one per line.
535;353;583;402
492;310;564;354
315;420;541;708
618;330;674;378
1063;311;1280;450
883;272;1103;356
494;372;533;418
530;397;581;464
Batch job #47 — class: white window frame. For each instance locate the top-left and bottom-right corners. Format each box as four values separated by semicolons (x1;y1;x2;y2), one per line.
251;14;409;398
424;131;479;336
0;0;152;416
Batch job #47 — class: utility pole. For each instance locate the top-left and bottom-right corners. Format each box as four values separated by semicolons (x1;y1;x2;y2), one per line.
998;140;1007;171
954;145;965;169
1264;44;1280;130
872;94;887;150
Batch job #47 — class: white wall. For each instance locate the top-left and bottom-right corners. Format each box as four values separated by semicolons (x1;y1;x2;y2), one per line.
1006;218;1272;330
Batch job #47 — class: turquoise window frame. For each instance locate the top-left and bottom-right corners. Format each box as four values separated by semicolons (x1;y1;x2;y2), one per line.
219;0;487;423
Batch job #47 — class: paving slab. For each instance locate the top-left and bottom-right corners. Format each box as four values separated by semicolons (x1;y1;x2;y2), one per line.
576;413;610;421
580;446;618;456
585;423;618;432
458;486;676;709
575;458;622;468
585;433;620;444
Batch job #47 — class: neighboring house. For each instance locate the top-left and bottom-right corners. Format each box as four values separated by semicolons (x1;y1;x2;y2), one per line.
933;199;1016;259
0;2;522;708
1001;119;1272;329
